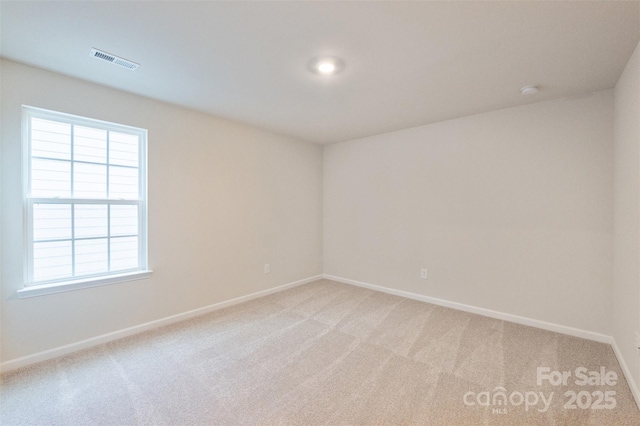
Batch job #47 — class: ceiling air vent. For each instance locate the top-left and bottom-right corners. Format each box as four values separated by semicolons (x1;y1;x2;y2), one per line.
90;48;139;70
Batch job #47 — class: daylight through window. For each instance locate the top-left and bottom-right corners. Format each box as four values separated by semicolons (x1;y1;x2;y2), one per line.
23;106;148;290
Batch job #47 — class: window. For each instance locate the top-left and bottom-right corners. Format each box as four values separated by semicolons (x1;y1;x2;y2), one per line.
19;106;150;297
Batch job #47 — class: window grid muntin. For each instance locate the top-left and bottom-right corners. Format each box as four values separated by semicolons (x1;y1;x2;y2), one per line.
30;138;139;200
24;106;147;287
30;204;143;284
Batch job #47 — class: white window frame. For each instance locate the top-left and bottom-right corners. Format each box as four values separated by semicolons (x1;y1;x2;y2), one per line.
18;106;151;298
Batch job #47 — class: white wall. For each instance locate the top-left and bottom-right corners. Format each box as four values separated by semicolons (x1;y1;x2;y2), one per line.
1;54;632;377
613;41;640;388
324;91;614;334
0;59;323;363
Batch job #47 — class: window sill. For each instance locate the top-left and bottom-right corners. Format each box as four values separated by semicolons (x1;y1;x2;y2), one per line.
17;270;153;298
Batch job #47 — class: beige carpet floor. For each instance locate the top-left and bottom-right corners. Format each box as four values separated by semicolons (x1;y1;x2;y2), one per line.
1;279;639;425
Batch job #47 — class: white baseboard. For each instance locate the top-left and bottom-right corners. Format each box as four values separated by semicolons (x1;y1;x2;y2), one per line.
323;274;640;408
610;337;640;411
5;272;639;411
323;274;612;344
0;275;322;373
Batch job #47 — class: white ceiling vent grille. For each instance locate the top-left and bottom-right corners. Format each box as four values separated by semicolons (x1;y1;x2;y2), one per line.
90;48;139;70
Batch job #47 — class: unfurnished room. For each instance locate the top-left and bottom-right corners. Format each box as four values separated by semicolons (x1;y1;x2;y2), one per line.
1;1;640;425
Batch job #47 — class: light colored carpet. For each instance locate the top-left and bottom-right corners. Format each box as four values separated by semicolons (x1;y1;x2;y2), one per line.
1;279;639;425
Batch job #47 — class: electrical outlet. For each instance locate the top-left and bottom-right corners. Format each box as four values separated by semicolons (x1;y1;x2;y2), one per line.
264;264;270;274
635;332;640;353
420;268;428;279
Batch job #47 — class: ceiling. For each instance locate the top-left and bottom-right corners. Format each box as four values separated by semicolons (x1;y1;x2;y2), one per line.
1;1;639;145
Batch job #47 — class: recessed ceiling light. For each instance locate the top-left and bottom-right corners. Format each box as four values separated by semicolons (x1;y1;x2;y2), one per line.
309;57;345;76
520;85;539;96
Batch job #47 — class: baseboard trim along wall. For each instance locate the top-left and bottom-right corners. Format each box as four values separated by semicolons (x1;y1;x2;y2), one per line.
323;274;640;409
0;275;322;373
611;337;640;411
4;272;639;410
323;274;611;342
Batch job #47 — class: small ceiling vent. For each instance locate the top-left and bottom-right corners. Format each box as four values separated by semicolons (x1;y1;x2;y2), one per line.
90;48;139;70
